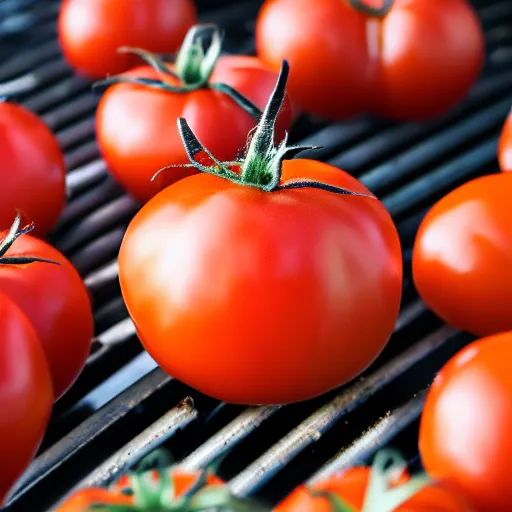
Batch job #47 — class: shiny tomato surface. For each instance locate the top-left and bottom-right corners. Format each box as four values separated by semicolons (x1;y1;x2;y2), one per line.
0;291;53;504
96;55;292;202
0;232;94;400
0;102;65;236
420;332;512;512
256;0;484;121
119;159;402;404
58;0;197;78
413;172;512;337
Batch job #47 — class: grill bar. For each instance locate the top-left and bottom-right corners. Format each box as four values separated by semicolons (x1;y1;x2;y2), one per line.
228;326;457;497
309;392;426;485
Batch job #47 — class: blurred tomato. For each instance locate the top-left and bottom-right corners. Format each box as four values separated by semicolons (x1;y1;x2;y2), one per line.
58;0;197;78
0;102;65;236
413;172;512;337
256;0;484;121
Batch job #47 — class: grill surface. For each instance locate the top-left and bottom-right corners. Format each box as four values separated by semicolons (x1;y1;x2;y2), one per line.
1;1;511;510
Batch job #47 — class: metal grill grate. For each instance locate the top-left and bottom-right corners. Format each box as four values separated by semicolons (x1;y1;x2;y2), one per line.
1;0;511;510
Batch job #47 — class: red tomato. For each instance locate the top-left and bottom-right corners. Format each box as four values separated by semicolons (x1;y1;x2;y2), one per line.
58;0;197;79
57;469;223;511
412;172;512;337
0;291;53;504
118;157;402;404
0;102;65;236
0;222;94;400
256;0;484;121
96;55;292;202
275;466;472;512
498;109;512;172
420;331;512;512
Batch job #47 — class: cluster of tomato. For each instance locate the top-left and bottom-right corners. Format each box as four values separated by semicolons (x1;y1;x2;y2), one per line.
4;0;512;509
0;97;95;504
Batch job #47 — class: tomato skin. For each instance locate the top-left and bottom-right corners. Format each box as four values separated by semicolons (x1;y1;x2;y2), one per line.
0;102;65;237
256;0;484;121
56;488;133;512
57;469;223;511
0;233;94;400
0;291;53;504
58;0;197;79
412;172;512;337
498;110;512;172
419;332;512;512
275;467;472;512
118;159;402;404
96;56;293;202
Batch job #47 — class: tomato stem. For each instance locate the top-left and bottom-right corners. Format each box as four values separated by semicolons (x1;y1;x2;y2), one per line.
153;61;375;200
92;25;262;122
349;0;394;17
0;212;60;266
310;490;358;512
361;450;431;512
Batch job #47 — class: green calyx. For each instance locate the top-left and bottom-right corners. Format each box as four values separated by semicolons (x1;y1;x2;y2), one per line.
153;60;374;200
310;450;432;512
0;212;59;266
93;24;261;122
349;0;394;17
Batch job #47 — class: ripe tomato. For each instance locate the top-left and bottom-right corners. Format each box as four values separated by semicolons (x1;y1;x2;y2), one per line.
419;331;512;512
498;109;512;172
0;291;53;505
0;102;65;237
0;216;94;400
57;468;224;511
275;461;472;511
97;43;292;202
58;0;197;79
118;62;401;404
256;0;484;121
412;172;512;337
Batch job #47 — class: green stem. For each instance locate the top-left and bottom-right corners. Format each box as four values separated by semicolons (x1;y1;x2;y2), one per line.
92;24;261;122
160;60;375;201
349;0;394;17
0;212;59;266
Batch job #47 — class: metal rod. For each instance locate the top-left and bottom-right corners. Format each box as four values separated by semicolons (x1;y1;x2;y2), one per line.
180;406;281;471
308;391;426;484
228;326;457;497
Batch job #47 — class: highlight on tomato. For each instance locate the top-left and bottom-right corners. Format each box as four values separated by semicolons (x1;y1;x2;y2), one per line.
412;172;512;337
0;213;94;400
256;0;484;121
498;108;512;172
419;331;512;512
95;24;293;202
275;450;473;512
118;61;402;405
0;290;53;505
0;101;66;236
58;0;197;79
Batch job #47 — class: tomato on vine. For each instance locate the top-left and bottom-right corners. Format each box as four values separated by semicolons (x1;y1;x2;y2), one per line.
256;0;484;121
118;61;402;404
58;0;197;79
420;331;512;512
275;450;473;511
0;101;65;236
0;213;94;400
0;291;53;504
95;24;292;202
